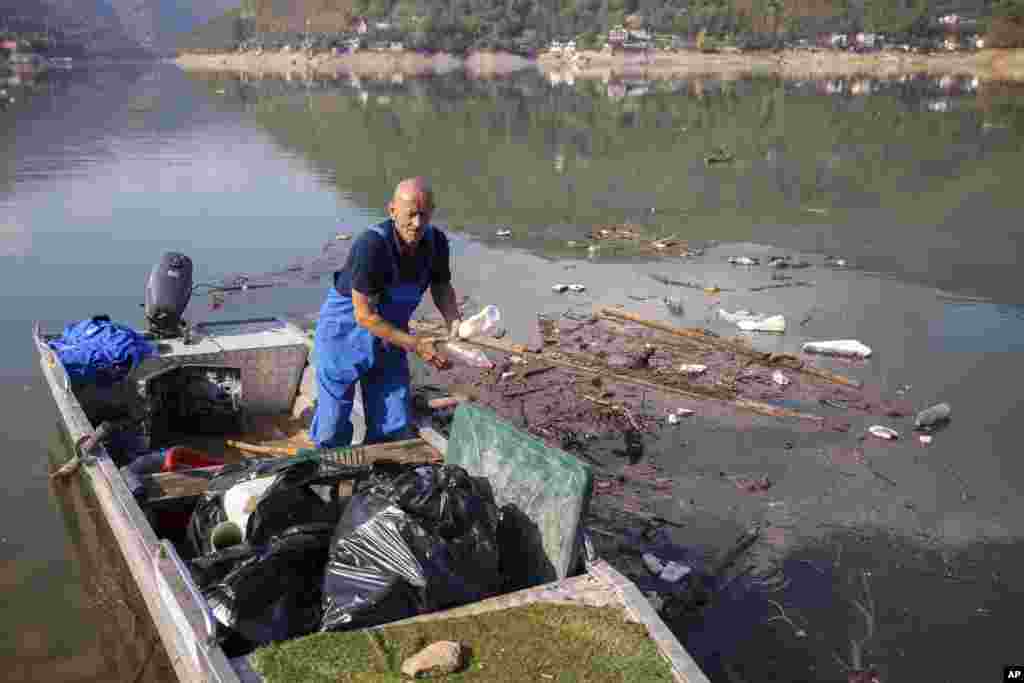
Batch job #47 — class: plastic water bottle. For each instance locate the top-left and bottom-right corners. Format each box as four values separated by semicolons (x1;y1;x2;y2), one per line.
439;342;494;369
458;305;501;338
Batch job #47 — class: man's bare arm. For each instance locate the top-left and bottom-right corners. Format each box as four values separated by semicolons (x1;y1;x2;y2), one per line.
351;290;418;351
352;290;450;369
430;281;461;332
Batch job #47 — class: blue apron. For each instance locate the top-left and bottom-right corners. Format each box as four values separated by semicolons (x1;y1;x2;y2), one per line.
310;222;435;447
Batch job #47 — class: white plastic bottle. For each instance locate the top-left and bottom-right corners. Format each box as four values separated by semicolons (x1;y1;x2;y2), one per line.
439;341;495;369
458;305;501;338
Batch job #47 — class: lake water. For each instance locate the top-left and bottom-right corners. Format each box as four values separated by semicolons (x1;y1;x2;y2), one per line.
2;61;1022;682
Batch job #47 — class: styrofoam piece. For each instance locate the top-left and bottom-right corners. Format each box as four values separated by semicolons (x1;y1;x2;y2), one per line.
802;340;873;358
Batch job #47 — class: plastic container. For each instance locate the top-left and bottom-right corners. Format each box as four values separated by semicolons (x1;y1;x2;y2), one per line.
439;342;495;369
802;340;872;358
223;475;279;539
914;402;951;431
458;305;501;338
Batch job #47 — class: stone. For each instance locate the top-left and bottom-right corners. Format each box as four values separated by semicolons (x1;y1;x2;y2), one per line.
400;641;463;678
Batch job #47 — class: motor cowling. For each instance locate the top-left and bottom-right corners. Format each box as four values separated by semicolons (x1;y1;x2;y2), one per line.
145;252;193;338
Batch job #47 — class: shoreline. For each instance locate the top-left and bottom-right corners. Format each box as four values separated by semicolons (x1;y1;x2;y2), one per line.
540;47;1024;82
177;47;1024;82
174;49;533;79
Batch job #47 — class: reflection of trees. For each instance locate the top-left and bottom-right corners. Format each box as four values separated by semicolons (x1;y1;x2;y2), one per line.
235;72;1024;247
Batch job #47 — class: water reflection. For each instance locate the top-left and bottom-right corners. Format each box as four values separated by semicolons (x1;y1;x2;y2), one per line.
188;68;1024;301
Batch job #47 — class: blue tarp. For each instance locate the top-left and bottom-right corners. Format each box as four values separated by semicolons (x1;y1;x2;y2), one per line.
48;316;156;386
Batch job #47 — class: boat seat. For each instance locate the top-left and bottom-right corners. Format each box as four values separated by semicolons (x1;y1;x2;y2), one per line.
444;403;594;587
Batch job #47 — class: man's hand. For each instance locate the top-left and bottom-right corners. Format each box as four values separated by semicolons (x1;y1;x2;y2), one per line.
415;337;451;370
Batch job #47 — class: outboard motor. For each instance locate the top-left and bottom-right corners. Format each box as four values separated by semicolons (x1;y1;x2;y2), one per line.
145;252;193;338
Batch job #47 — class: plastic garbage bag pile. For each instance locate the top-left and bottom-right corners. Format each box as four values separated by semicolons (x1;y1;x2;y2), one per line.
185;458;503;654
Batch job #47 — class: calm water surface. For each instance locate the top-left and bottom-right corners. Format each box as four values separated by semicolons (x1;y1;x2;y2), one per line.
1;62;1022;681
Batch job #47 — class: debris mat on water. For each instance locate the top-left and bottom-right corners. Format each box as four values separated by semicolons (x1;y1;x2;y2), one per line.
412;308;880;449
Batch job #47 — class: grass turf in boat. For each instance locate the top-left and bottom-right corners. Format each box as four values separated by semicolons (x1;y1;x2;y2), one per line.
250;603;675;682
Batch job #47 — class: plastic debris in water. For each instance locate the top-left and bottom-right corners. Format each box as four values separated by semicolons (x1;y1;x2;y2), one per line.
659;562;692;583
679;364;707;376
439;342;495;369
802;340;873;358
458;305;501;338
728;256;760;266
868;425;899;440
919;434;933;445
496;229;512;238
500;371;516;381
642;553;665;575
914;402;951;431
552;284;569;293
568;284;586;293
772;370;791;386
738;315;786;333
335;232;352;240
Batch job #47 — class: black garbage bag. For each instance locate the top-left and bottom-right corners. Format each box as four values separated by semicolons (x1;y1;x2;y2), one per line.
187;458;363;557
201;523;336;650
320;464;503;632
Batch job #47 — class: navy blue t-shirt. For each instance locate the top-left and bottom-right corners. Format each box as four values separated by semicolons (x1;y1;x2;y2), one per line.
333;220;452;297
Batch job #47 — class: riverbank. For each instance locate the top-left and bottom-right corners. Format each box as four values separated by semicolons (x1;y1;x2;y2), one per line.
541;47;1024;81
177;47;1024;82
174;49;533;79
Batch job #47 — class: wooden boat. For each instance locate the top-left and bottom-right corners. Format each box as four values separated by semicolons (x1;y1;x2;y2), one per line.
35;316;709;682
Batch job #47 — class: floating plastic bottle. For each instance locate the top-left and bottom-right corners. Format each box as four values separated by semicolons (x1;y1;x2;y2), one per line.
868;425;899;440
439;342;494;369
914;402;951;431
801;340;873;359
738;314;786;333
458;305;501;338
719;309;786;332
659;562;692;583
642;553;665;575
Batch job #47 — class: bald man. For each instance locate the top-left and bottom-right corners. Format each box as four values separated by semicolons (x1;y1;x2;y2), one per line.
310;178;462;447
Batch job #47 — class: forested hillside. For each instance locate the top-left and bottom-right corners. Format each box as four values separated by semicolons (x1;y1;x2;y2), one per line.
179;0;1024;53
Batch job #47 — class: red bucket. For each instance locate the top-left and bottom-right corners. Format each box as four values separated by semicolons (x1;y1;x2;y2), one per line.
162;446;225;472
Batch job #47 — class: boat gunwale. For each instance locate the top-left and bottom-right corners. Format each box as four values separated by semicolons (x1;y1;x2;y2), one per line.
34;322;241;683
